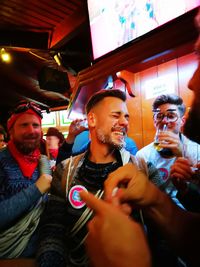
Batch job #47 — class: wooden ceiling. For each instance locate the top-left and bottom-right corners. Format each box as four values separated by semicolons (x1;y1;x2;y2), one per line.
0;0;92;124
0;0;89;48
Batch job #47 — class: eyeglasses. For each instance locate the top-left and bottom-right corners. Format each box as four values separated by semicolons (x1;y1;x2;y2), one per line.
11;101;43;118
153;111;179;123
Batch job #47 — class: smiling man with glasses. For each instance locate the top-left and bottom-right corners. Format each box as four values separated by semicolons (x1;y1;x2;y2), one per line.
136;94;200;207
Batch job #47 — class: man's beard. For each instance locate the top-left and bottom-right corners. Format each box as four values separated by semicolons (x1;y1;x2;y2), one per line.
184;105;200;144
96;128;126;150
14;134;41;154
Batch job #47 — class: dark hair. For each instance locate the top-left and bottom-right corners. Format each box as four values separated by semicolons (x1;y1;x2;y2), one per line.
152;94;186;117
45;127;65;145
86;89;126;114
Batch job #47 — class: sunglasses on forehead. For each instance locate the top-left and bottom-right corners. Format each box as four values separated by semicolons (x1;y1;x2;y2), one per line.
11;101;43;118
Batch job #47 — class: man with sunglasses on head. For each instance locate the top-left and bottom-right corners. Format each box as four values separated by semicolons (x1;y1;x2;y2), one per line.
136;94;200;209
0;101;52;259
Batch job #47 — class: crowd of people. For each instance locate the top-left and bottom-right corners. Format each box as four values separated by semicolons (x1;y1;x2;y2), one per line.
80;8;200;267
0;8;200;267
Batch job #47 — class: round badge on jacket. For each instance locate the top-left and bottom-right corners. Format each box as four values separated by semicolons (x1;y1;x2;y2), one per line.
68;185;88;209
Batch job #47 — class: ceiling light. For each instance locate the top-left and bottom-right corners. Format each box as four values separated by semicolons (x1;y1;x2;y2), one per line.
54;53;62;66
1;48;11;63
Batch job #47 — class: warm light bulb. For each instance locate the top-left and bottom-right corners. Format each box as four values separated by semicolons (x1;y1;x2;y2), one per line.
2;53;11;62
1;48;11;63
54;54;61;66
116;71;121;77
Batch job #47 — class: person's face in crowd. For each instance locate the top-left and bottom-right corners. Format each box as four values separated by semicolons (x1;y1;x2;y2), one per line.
153;103;184;134
184;36;200;143
0;134;5;148
90;97;129;150
10;113;42;154
46;135;60;149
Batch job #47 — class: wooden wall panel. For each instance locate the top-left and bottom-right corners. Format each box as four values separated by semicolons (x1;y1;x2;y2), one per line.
157;59;179;95
139;66;158;147
127;73;143;149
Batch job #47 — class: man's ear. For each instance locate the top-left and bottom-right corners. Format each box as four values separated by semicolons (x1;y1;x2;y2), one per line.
87;112;96;127
180;116;187;133
181;116;186;127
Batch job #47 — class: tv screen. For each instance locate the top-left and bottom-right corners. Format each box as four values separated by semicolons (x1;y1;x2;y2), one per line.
87;0;200;61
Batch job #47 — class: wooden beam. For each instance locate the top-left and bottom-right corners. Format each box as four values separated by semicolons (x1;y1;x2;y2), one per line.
50;7;87;49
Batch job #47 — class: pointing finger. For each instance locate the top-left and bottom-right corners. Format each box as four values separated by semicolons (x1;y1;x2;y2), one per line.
80;191;107;214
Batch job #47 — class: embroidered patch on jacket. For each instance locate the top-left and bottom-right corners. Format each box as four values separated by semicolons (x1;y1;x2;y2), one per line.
68;185;88;209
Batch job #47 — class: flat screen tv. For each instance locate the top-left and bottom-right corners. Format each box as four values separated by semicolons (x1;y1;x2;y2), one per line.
87;0;200;61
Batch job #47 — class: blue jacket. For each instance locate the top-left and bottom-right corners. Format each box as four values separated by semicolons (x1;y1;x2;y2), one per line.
0;147;43;257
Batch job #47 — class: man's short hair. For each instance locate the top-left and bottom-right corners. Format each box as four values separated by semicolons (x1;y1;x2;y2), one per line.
152;94;186;117
86;89;126;114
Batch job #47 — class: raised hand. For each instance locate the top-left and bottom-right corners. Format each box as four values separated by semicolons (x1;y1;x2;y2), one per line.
104;163;156;207
65;119;88;144
80;191;151;267
157;130;182;156
35;174;52;194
